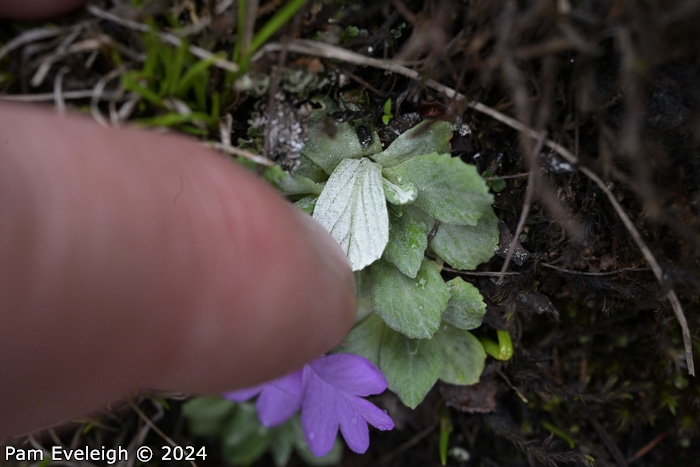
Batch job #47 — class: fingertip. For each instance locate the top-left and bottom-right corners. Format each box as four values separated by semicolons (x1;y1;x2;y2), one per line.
0;104;357;434
151;171;358;394
0;0;85;20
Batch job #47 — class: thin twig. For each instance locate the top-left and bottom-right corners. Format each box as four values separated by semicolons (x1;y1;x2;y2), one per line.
335;66;388;98
483;172;530;181
442;266;520;277
390;0;418;25
541;263;651;276
627;431;668;463
206;141;275;166
586;412;628;467
127;400;198;467
376;420;438;466
497;131;546;284
258;39;419;75
496;369;529;403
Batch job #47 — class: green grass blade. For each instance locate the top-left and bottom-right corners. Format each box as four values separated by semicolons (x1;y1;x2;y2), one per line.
209;91;221;122
439;404;452;465
249;0;307;54
121;72;164;107
136;111;212;127
233;0;247;63
176;55;219;96
238;0;307;72
165;40;188;96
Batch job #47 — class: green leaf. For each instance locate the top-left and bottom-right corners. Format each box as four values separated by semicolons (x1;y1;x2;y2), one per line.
383;208;428;278
380;328;441;408
339;313;385;365
371;120;453;167
221;403;263;445
294;155;327;183
176;54;220;97
382;99;393;125
482;169;507;193
267;168;323;196
371;259;450;338
181;396;236;437
354;269;375;323
262;164;286;185
294;195;318;214
313;158;389;271
404;205;436;233
269;423;294;466
382;177;417;205
435;325;486;385
430;206;499;270
383;153;493;225
341;315;443;408
302;120;382;174
383;98;393;116
221;403;271;465
279;174;323;196
443;277;487;330
479;329;514;361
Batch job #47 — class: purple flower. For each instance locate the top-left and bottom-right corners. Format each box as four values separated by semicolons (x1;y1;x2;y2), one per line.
224;354;394;457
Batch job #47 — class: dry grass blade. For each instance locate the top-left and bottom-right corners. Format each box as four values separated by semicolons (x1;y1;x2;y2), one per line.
32;37;111;87
259;39;418;74
206;141;274;166
52;65;70;114
128;400;198;467
86;5;239;74
0;90;120;102
259;39;695;376
90;66;126;128
0;27;62;61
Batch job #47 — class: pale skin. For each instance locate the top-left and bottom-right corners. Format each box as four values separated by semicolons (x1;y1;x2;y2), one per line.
0;0;356;438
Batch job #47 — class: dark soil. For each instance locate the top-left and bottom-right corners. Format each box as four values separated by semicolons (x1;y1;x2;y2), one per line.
2;1;699;466
331;2;700;466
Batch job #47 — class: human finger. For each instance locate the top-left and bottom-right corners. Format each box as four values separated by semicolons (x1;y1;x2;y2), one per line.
0;104;356;437
0;0;85;20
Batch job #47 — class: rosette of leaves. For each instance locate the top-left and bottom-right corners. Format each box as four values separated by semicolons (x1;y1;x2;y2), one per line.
267;117;499;408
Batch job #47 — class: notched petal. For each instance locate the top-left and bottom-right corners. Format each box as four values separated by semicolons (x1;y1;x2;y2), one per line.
308;353;387;396
341;395;395;431
256;371;303;426
301;366;341;457
337;397;370;454
222;385;264;402
302;355;394;456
